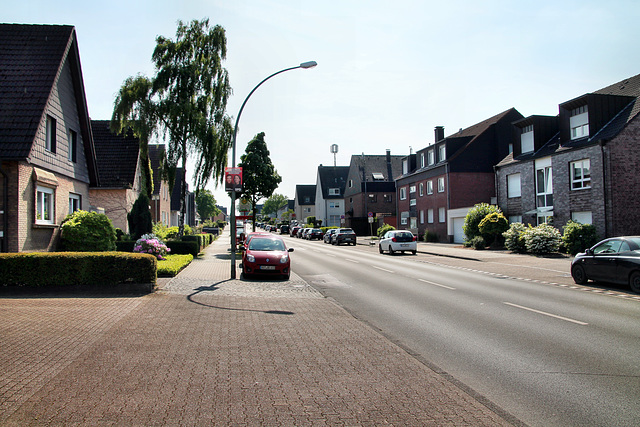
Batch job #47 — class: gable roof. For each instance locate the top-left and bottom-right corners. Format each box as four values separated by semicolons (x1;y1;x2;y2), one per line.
317;165;349;199
295;184;316;205
91;120;140;188
0;23;98;184
348;153;404;182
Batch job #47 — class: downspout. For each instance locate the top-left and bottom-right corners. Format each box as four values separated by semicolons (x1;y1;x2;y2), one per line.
446;162;451;242
600;140;609;237
0;161;8;252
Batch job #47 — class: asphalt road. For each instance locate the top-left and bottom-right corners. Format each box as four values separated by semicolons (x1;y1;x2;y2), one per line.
285;235;640;427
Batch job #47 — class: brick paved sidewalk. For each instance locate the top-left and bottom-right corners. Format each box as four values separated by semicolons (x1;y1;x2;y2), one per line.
0;231;517;426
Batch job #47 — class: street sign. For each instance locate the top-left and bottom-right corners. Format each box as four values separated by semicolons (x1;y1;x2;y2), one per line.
368;216;374;223
368;212;373;217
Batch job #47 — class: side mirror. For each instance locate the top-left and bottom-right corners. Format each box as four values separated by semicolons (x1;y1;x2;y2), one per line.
239;245;245;251
288;248;294;252
585;248;594;255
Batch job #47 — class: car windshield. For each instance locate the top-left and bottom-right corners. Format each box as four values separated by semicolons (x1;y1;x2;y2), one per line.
394;232;414;241
340;229;354;233
248;238;285;251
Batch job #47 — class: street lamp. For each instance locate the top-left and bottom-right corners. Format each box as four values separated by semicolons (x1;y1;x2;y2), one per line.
229;61;317;279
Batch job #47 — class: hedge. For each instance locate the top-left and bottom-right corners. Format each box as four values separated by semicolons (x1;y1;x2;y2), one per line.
0;252;156;289
166;240;199;257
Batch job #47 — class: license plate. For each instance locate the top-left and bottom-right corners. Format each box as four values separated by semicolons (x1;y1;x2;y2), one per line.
260;265;276;270
400;244;409;247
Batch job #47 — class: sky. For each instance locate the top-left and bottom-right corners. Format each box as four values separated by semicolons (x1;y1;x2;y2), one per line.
4;0;640;212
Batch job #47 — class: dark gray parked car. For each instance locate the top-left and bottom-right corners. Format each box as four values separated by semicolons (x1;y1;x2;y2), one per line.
331;228;356;246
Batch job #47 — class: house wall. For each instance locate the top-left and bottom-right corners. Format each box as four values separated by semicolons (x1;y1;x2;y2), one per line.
448;173;496;209
151;180;171;226
606;116;640;236
89;188;135;232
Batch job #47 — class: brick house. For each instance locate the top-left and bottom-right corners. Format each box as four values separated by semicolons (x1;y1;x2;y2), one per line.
89;120;143;233
170;168;197;227
293;184;316;225
148;144;171;226
343;150;404;234
496;73;640;239
396;109;523;243
0;24;99;252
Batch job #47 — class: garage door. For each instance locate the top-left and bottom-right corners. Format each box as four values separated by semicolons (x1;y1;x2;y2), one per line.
452;217;465;244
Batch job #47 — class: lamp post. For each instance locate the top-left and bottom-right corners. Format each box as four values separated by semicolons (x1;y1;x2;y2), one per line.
229;61;317;279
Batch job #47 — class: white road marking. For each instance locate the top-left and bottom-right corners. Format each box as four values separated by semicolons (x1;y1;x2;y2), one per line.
345;259;360;263
503;302;588;325
372;265;394;273
417;278;456;290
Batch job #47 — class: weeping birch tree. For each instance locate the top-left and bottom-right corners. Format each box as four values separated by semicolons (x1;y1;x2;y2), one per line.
111;18;233;237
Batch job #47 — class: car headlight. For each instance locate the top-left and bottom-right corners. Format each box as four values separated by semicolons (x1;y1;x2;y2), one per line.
246;254;255;262
280;255;289;264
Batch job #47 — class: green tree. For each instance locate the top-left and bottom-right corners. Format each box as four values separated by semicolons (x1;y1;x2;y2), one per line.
262;194;288;218
196;189;220;221
128;192;153;240
112;18;233;238
238;132;282;231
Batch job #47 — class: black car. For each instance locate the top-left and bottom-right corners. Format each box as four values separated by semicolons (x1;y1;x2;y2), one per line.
280;225;290;234
307;228;324;240
571;236;640;293
331;228;356;246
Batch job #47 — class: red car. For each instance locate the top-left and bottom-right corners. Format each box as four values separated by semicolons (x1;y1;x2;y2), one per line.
241;236;294;280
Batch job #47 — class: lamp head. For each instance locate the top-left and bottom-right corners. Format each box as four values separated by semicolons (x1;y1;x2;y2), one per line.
300;61;318;69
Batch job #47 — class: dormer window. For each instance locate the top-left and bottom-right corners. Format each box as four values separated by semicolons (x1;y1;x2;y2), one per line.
427;150;435;165
438;145;445;162
521;124;534;153
329;188;340;196
402;159;408;174
420;153;425;168
570;105;589;140
372;173;384;180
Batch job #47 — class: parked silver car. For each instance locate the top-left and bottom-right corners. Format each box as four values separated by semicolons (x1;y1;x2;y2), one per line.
379;230;417;255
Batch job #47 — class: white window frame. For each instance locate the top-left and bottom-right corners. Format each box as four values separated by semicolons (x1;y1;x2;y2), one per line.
420;153;425;168
69;193;81;214
68;129;77;162
46;115;56;153
438;145;446;162
570;106;589;140
420;210;425;224
427;209;434;223
402;159;408;175
521;124;534;153
437;177;445;193
536;158;553;208
400;212;409;225
410;199;416;207
328;188;340;196
507;173;521;198
36;185;55;225
409;185;416;194
427;180;433;195
571;159;591;190
419;183;424;196
428;150;435;166
438;207;446;223
571;211;592;224
400;187;407;200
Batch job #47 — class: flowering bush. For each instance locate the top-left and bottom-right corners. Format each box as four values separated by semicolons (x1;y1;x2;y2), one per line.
523;223;561;255
503;222;527;253
134;233;170;260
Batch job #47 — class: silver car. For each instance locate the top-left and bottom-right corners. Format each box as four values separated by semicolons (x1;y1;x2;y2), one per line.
379;230;417;255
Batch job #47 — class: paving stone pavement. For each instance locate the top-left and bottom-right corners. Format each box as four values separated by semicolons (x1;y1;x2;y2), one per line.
1;231;517;426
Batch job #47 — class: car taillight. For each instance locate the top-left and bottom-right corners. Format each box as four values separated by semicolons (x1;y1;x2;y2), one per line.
392;237;397;242
413;236;417;241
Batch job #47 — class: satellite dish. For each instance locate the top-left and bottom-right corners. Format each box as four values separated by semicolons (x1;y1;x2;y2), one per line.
330;144;339;166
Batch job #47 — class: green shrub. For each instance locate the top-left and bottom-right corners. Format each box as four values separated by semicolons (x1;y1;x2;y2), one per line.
562;220;598;255
128;192;153;240
0;252;156;287
60;210;116;252
166;240;199;257
157;254;193;277
116;240;136;252
478;212;509;246
503;222;527;253
463;203;502;245
377;224;395;238
470;235;486;250
423;229;439;242
523;223;562;255
321;226;338;235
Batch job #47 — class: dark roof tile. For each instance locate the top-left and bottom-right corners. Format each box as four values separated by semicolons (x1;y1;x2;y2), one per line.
91;120;140;188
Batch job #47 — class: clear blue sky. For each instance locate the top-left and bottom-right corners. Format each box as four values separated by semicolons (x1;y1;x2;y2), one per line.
5;0;640;211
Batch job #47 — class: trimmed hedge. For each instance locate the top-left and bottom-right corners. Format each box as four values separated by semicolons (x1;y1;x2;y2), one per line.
166;240;199;257
0;252;156;288
157;254;194;277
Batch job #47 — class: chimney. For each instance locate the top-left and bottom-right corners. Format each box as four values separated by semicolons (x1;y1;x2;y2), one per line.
435;126;445;143
386;149;392;180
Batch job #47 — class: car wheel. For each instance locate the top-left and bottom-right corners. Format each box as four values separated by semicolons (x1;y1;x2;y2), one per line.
412;250;417;255
389;247;394;255
629;271;640;293
571;264;588;285
379;245;383;254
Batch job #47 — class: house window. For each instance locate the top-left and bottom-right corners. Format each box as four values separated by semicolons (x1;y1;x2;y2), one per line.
400;187;407;200
428;150;435;165
68;129;77;162
329;215;340;227
368;193;377;203
439;207;446;223
572;211;592;224
400;212;409;225
384;194;392;203
36;185;55;225
409;185;416;194
410;217;417;229
437;177;445;193
521;124;534;153
410;199;416;206
427;209;434;223
348;179;353;188
507;173;521;198
46;115;56;153
420;210;425;224
329;202;340;208
571;159;591;190
438;145;446;162
570;105;589;140
69;193;81;214
304;207;311;213
427;180;433;195
329;188;340;196
402;159;408;175
509;215;522;224
304;197;310;203
419;183;424;196
420;153;425;168
536;164;553;208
